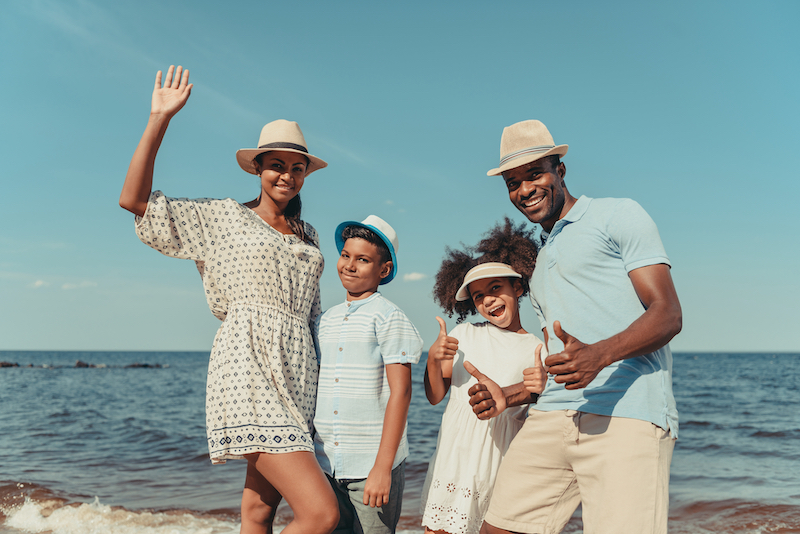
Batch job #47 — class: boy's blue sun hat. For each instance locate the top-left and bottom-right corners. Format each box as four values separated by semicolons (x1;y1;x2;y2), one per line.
335;215;398;285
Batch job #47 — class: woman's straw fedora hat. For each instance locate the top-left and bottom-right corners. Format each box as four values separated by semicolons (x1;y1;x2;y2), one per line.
487;120;568;176
236;120;328;176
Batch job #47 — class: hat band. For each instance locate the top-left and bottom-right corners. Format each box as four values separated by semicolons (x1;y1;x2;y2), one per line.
499;145;555;167
258;142;309;154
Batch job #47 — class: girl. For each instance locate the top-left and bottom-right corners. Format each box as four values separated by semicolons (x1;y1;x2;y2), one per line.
420;219;547;534
119;66;338;534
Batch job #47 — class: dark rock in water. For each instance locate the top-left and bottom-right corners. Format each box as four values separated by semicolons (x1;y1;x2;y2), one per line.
75;360;96;368
1;361;20;367
124;363;162;368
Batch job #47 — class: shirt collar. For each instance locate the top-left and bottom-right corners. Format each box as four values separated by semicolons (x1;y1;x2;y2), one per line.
561;195;591;223
344;291;380;309
540;195;592;243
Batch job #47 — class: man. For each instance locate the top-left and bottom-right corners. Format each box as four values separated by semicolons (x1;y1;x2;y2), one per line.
467;120;682;534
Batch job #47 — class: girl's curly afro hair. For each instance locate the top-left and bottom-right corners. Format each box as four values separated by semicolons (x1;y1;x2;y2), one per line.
433;217;538;322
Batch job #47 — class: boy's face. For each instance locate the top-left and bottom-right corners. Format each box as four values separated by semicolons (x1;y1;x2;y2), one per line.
337;237;392;300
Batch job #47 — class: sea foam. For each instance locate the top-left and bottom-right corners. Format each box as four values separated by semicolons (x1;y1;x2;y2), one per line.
3;497;240;534
1;496;425;534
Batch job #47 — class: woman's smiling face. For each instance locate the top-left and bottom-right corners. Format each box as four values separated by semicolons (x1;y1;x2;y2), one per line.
256;151;308;205
468;276;524;332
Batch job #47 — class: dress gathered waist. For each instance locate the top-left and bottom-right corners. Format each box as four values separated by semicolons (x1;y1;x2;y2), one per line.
227;301;305;323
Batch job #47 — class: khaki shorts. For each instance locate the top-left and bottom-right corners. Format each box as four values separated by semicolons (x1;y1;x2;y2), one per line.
484;410;674;534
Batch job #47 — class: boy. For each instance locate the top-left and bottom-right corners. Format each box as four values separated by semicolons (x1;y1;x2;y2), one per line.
314;215;423;534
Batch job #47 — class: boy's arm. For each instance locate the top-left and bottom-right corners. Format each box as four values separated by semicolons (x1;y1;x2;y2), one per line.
363;362;412;508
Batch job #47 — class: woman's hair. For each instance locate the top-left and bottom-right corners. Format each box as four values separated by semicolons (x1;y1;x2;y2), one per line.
255;152;315;246
285;195;313;245
433;217;538;322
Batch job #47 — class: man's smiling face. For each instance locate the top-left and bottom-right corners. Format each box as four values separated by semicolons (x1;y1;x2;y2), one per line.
503;156;567;232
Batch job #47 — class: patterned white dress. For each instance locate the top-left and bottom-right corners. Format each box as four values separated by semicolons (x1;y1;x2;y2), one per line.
136;191;324;464
420;322;545;534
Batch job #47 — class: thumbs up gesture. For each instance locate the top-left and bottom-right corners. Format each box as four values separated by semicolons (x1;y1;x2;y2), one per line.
430;317;459;363
464;361;507;420
522;344;546;395
545;320;609;390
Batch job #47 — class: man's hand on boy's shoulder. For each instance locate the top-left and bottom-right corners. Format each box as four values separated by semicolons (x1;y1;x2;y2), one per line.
363;466;392;507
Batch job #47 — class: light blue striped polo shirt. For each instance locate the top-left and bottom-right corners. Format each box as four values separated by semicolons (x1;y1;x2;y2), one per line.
313;292;423;479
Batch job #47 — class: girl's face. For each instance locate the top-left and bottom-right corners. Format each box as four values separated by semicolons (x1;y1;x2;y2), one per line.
468;277;524;332
256;151;308;206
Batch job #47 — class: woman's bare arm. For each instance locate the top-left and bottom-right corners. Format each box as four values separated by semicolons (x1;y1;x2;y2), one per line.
120;65;193;216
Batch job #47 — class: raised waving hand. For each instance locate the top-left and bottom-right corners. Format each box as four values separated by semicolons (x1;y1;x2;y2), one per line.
151;65;193;118
120;65;193;217
423;317;459;405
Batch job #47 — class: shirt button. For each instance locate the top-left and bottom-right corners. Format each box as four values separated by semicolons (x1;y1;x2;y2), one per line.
334;411;338;415
335;378;339;382
402;351;406;355
338;347;343;352
344;317;348;321
334;442;339;446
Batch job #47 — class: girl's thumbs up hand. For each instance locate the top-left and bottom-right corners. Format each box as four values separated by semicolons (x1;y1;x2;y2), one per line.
430;317;458;362
465;361;507;420
523;344;547;395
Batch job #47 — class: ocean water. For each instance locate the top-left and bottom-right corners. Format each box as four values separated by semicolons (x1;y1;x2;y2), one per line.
1;351;799;534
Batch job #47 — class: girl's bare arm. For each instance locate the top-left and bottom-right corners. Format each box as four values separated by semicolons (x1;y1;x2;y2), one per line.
423;317;457;405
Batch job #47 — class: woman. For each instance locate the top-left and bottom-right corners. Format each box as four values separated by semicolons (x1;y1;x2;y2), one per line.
119;65;338;534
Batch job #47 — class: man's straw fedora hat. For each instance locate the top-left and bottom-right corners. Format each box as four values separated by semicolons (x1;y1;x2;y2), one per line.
236;120;327;176
487;120;568;176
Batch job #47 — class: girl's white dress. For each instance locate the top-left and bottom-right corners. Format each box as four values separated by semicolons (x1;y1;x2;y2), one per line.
136;192;323;464
420;322;545;534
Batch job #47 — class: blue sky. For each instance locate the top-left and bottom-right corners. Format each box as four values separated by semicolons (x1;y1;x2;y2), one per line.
1;0;798;352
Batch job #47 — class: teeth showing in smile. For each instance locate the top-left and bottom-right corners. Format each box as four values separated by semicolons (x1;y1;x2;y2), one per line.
522;196;544;208
489;304;505;317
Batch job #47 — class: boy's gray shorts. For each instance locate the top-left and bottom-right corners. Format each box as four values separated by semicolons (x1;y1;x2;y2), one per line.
328;460;405;534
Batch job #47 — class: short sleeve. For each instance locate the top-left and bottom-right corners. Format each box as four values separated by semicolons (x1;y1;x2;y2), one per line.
605;199;671;273
376;310;423;365
135;191;213;261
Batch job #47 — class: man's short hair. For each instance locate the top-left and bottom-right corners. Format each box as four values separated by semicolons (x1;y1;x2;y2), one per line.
544;155;561;171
